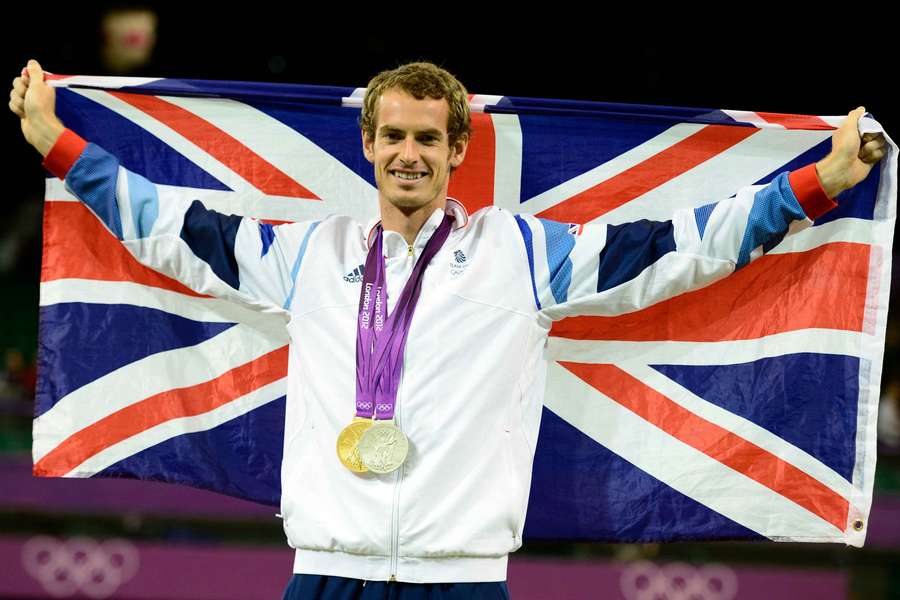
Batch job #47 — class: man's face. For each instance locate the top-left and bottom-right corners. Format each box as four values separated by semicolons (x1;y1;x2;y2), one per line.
362;88;468;215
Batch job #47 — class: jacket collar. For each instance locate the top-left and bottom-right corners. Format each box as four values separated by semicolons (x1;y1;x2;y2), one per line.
365;197;469;254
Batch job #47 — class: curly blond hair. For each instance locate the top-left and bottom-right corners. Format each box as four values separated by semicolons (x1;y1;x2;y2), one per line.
359;61;472;147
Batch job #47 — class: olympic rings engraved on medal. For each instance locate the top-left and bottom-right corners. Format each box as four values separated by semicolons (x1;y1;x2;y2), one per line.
22;535;140;599
619;560;738;600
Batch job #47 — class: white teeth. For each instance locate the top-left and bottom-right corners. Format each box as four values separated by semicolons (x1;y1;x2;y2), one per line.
393;171;425;180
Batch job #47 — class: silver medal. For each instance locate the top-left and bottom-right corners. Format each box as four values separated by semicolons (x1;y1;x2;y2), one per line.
358;421;409;474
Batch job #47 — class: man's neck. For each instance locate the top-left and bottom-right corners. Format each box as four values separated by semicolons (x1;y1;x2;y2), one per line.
379;198;446;246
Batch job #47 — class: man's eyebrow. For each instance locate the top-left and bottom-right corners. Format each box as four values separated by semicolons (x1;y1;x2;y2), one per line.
378;126;444;137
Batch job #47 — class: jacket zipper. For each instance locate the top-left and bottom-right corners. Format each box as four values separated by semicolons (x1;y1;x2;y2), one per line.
388;359;406;582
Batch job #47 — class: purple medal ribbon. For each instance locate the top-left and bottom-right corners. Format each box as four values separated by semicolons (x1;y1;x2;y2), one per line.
354;213;454;421
354;228;385;419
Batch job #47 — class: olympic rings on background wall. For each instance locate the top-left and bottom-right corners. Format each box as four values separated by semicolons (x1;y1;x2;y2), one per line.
21;536;140;599
620;560;738;600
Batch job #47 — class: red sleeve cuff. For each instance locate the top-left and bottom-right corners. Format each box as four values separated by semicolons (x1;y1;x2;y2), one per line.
41;128;88;180
788;163;838;221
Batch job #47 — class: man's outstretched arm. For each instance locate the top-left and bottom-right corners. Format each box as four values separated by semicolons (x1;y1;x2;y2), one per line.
10;59;320;314
514;107;887;320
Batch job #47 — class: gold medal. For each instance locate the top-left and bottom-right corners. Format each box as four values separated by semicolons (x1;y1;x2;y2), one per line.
358;420;409;474
336;416;374;472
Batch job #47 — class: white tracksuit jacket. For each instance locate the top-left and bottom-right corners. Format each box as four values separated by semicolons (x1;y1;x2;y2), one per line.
43;128;837;583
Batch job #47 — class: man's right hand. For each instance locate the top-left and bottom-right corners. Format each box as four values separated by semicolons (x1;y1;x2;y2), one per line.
9;59;65;157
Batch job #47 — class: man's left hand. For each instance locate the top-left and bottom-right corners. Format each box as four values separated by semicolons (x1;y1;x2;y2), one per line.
816;106;888;198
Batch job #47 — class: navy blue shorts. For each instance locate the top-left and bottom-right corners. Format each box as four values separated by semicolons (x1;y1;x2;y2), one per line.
281;574;511;599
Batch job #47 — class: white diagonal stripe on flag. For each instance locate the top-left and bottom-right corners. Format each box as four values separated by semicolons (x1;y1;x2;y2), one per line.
518;123;707;215
544;361;845;541
721;110;781;129
766;218;880;254
68;89;377;221
596;128;832;224
469;94;504;113
33;322;285;463
160;94;378;220
618;361;853;501
490;113;523;213
51;76;162;89
39;279;286;333
546;329;863;366
65;377;287;477
68;89;260;195
45;178;335;224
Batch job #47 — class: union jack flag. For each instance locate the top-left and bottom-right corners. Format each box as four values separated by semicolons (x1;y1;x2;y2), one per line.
31;74;895;546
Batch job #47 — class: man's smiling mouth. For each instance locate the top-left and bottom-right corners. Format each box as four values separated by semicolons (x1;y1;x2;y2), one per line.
390;170;427;181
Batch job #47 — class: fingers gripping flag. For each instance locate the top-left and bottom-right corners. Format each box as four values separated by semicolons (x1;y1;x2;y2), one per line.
33;74;896;546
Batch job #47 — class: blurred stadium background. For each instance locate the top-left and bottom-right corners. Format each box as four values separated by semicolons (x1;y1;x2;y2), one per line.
1;5;898;599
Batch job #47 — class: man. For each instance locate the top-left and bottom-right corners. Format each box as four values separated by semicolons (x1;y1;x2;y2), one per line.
10;59;887;599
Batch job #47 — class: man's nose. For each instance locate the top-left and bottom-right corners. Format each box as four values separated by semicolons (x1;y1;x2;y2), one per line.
399;136;418;162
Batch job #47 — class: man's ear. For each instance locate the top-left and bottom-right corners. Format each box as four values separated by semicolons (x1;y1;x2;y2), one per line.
449;133;469;169
362;130;374;163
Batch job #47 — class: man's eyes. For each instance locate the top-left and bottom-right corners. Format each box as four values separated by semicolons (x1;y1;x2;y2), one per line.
383;133;439;143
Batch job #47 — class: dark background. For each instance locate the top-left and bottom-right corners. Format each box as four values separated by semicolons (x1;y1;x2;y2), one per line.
4;9;896;221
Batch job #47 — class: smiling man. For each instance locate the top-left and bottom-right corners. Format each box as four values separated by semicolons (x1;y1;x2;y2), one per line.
360;69;470;248
10;59;887;600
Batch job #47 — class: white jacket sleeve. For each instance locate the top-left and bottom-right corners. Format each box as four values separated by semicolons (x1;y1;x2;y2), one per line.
513;165;838;321
43;128;320;315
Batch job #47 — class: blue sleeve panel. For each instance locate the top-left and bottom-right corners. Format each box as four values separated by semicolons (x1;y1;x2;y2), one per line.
597;220;676;293
736;172;805;268
538;218;576;304
179;200;242;291
283;221;320;310
65;143;124;240
125;170;160;238
259;223;276;258
515;215;542;311
693;201;717;241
